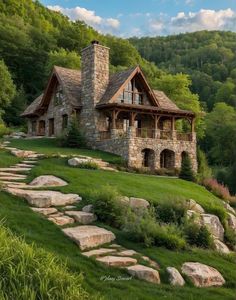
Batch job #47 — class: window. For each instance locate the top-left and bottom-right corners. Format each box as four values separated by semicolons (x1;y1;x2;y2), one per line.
54;84;63;105
62;114;68;130
118;78;144;105
31;121;37;134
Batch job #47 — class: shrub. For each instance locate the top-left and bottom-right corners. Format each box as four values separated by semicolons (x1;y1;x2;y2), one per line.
0;224;88;300
197;148;212;183
203;178;232;201
179;154;195;181
76;161;99;170
122;208;186;250
154;197;187;225
58;117;86;148
0;123;11;137
224;227;236;249
90;185;125;228
184;222;214;249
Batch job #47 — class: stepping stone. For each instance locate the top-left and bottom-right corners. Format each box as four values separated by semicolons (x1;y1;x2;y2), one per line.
0;168;31;173
117;250;138;256
96;256;137;267
30;207;58;216
141;256;160;270
6;188;81;208
49;212;64;217
82;248;117;258
15;164;34;168
29;175;68;187
48;215;74;226
63;205;77;210
126;264;161;284
62;225;115;250
22;160;37;164
0;176;26;181
65;211;97;224
109;244;122;249
0;172;27;178
11;149;36;158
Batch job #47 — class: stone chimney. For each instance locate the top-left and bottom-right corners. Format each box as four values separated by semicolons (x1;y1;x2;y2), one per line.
80;41;110;144
81;40;110;105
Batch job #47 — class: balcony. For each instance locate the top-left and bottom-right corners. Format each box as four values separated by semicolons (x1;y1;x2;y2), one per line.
99;128;194;142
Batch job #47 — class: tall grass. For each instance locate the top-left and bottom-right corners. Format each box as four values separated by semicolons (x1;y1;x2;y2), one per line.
0;224;89;300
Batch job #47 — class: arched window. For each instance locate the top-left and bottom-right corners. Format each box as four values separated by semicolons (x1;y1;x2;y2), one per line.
142;148;155;169
160;149;175;169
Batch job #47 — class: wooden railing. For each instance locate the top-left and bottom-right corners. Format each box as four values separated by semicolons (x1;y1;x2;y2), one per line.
99;131;111;140
176;132;192;141
160;130;172;140
136;128;155;138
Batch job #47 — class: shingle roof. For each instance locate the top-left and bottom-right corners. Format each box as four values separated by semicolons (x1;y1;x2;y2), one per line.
21;66;82;117
21;94;43;117
99;67;137;105
153;90;180;111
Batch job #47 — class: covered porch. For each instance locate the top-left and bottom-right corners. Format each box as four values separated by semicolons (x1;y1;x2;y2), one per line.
97;104;196;143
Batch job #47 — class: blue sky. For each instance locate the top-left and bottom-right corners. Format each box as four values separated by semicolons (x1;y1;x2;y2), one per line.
41;0;236;36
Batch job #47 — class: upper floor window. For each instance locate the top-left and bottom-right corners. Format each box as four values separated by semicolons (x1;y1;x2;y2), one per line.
54;84;63;106
117;78;144;105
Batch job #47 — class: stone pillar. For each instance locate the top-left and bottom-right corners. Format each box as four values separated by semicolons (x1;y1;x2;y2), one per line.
110;129;117;139
80;41;110;144
171;117;176;140
128;126;135;138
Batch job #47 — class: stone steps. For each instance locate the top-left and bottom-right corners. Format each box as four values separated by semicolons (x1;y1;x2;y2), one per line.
0;167;31;173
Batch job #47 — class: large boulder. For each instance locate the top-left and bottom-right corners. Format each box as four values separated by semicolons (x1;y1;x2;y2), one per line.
29;175;68;187
181;262;225;287
129;197;150;209
68;157;90;166
166;267;185;286
65;211;97;224
127;264;160;284
97;256;137;267
213;239;230;254
7;188;81;208
186;199;205;214
62;225;115;250
227;213;236;231
200;214;224;241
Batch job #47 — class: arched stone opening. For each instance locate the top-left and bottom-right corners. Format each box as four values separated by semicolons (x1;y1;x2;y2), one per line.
141;148;155;169
160;149;175;169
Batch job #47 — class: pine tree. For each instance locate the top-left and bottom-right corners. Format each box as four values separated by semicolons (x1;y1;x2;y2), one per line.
179;154;195;181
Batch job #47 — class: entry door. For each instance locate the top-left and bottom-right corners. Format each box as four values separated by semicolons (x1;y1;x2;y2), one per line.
38;120;45;136
49;118;55;136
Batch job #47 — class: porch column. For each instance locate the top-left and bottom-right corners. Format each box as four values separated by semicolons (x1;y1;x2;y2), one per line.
191;118;196;142
154;115;160;139
110;110;118;139
128;112;136;138
171;117;177;140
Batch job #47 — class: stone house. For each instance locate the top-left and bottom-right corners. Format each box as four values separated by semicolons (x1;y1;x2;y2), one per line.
22;41;197;171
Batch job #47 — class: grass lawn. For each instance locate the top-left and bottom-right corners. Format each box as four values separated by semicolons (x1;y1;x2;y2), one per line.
0;139;235;299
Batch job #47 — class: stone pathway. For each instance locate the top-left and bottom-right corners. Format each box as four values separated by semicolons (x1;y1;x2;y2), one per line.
0;141;162;284
0;140;227;287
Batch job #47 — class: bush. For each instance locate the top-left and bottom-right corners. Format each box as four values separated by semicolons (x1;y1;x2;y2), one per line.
184;222;214;249
0;123;11;137
155;197;187;225
76;161;99;170
58;117;86;148
0;224;88;300
197;148;212;183
224;227;236;249
122;208;186;250
203;178;232;201
179;154;195;181
90;185;125;228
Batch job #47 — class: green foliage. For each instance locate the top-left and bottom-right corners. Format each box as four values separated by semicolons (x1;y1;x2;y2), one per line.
179;154;195;182
46;49;81;73
224;227;236;249
75;161;99;170
0;123;11;137
0;224;88;300
59;117;86;148
155;197;186;225
184;222;214;249
0;60;16;110
90;185;125;228
197;147;212;183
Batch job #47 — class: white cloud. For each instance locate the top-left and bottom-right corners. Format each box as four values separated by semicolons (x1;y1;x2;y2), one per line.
47;5;120;33
148;8;236;36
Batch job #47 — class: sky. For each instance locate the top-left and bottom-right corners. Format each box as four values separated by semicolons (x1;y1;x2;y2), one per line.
41;0;236;37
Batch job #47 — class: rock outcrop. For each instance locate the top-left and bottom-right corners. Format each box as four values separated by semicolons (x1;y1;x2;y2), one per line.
29;175;68;187
181;262;225;287
166;267;185;286
200;214;224;241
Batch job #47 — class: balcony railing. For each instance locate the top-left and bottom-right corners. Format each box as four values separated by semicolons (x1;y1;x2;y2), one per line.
176;132;193;142
136;128;155;138
160;130;172;140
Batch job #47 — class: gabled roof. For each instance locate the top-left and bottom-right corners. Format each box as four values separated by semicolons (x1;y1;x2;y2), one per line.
153;90;179;111
98;66;159;107
21;66;82;117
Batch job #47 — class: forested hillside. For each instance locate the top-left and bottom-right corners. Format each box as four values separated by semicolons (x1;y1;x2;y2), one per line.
130;31;236;111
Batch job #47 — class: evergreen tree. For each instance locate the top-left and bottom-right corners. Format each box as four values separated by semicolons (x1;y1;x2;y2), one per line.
179;154;195;181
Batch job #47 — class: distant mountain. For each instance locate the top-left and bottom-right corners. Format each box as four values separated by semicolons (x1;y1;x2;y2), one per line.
130;31;236;111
